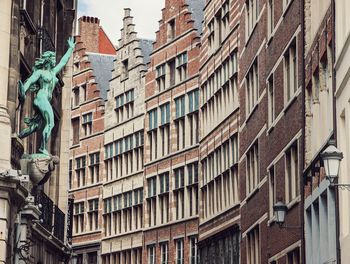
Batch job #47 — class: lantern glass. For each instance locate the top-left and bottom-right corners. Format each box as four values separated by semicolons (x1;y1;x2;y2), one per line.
321;144;343;183
274;202;287;225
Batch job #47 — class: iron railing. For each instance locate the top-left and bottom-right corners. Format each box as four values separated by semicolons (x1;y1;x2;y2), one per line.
53;205;65;242
35;190;66;243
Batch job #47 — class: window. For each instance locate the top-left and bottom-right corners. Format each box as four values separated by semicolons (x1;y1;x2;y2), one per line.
187;162;199;185
149;109;158;130
246;142;259;194
161;243;169;264
284;39;297;103
160;172;170;194
246;0;259;38
87;252;97;264
175;96;186;118
159;172;170;224
88;199;99;231
208;20;215;52
89;152;100;183
176;53;187;82
174;167;185;220
74;202;85;233
285;141;299;203
188;89;199;113
156;64;166;91
268;74;275;126
287;249;300;264
148;177;157;198
267;0;274;36
148;109;158;161
122;59;129;79
176;239;184;264
75;156;86;187
247;226;260;264
148;245;155;264
82;84;87;102
187;163;199;216
269;166;276;218
190;237;198;264
221;1;230;39
160;103;170;125
167;19;175;41
73;87;79;107
82;112;92;136
169;59;176;87
246;60;259;116
69;160;72;189
72;117;80;145
116;94;125;109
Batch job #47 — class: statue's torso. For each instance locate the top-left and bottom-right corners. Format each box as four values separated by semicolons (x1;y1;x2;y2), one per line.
36;70;58;101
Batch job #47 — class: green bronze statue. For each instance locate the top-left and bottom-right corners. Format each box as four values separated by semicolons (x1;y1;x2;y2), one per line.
18;37;76;156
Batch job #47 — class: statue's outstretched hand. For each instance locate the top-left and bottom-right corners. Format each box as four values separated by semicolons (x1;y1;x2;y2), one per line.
67;37;76;49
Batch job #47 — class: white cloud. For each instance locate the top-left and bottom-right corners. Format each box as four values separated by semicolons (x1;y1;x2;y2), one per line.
78;0;164;44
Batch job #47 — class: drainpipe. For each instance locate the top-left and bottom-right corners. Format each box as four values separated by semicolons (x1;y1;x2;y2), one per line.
300;0;306;263
0;0;13;172
331;0;341;262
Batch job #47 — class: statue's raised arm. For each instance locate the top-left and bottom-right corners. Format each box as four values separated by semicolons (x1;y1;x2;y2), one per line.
18;37;76;157
53;37;76;75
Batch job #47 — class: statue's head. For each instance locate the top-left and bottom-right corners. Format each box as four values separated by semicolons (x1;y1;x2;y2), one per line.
34;51;56;70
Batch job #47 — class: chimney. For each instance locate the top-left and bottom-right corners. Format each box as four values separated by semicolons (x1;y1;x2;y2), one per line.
78;16;100;53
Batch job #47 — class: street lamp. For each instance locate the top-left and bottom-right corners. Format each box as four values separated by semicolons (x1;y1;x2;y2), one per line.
273;201;287;226
320;142;343;184
320;141;350;191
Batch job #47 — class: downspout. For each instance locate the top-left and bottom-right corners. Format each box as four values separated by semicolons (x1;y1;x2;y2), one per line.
300;0;306;263
331;0;341;263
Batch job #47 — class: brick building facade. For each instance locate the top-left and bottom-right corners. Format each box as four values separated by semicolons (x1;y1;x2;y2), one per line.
101;9;152;264
142;0;204;263
197;0;241;262
238;0;303;263
69;16;115;264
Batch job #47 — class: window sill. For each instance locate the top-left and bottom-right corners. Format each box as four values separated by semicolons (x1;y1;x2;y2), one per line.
267;215;277;226
73;229;102;237
286;195;301;211
69;182;103;192
245;185;260;203
245;103;259;123
283;88;301;114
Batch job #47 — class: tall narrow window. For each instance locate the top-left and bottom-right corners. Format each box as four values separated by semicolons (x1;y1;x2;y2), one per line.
269;166;276;218
285;141;299;203
148;245;155;264
82;112;92;136
247;226;260;264
176;53;187;82
267;0;274;36
161;243;169;264
246;60;259;116
246;142;259;193
122;59;129;79
169;59;176;87
167;19;175;41
72;117;80;145
284;39;297;103
176;239;184;264
268;74;275;126
156;64;166;91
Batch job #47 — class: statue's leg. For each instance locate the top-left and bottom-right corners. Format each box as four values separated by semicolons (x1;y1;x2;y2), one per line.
18;123;39;139
35;99;54;155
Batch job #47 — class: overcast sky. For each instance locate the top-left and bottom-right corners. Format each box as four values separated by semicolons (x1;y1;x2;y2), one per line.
78;0;164;44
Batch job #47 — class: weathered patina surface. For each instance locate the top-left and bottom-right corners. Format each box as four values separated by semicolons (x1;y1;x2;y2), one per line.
18;37;75;156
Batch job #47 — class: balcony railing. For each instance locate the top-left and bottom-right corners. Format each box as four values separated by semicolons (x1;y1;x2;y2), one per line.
53;205;65;242
35;190;65;243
